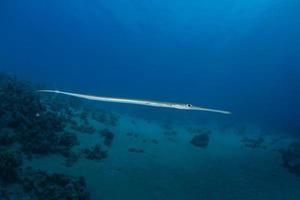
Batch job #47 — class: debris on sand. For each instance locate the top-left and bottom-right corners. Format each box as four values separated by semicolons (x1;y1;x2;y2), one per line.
71;122;96;134
241;137;267;149
92;109;119;127
128;148;145;153
151;139;159;144
64;151;81;167
190;134;210;148
82;145;107;161
278;141;300;176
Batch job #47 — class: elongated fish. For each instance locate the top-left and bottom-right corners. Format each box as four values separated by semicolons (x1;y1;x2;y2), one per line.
37;90;231;115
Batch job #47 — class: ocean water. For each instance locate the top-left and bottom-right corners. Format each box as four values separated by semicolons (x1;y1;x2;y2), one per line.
0;0;299;199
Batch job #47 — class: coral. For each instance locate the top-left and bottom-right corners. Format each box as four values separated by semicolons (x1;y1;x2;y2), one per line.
19;112;65;154
22;167;90;200
82;145;107;161
190;134;210;148
100;129;114;146
0;151;22;183
0;74;70;155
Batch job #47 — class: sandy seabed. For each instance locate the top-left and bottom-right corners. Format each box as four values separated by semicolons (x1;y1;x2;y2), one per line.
23;112;300;200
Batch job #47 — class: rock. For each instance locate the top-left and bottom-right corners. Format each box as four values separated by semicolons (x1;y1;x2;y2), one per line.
100;129;114;146
190;134;210;148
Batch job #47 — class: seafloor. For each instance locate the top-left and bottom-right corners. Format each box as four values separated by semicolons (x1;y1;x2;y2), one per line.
1;74;300;200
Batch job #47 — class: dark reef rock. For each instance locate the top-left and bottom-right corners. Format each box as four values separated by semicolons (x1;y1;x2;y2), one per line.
279;142;300;176
128;148;144;153
0;128;16;146
241;137;267;149
22;167;90;200
100;129;114;146
82;145;107;161
190;134;210;148
0;151;22;183
0;74;82;156
58;132;79;149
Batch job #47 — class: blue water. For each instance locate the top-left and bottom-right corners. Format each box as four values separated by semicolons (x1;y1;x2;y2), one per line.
1;0;299;133
1;1;300;199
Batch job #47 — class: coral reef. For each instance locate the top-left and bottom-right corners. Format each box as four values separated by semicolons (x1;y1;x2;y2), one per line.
190;134;210;148
22;167;90;200
100;129;114;146
82;145;107;161
0;150;22;183
278;141;300;176
0;74;94;198
0;74;74;155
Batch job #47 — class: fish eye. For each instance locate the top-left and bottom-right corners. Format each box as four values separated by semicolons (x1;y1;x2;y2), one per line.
187;104;192;107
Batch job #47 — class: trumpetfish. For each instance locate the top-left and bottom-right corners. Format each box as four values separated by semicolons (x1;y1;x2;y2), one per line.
37;90;231;115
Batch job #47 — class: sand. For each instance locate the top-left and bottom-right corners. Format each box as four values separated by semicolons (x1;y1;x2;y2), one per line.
24;112;300;200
